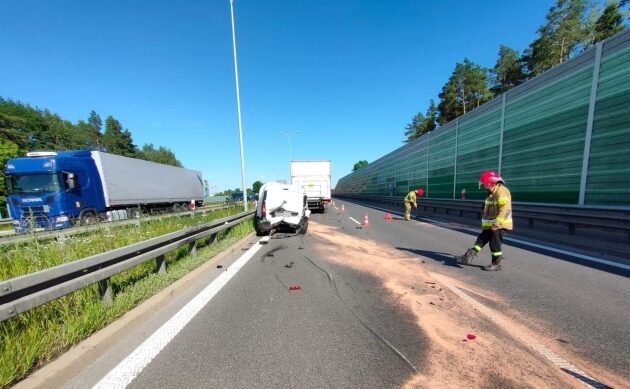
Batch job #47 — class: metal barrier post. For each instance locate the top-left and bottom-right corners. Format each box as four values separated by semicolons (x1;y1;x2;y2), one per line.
99;278;113;306
156;255;166;274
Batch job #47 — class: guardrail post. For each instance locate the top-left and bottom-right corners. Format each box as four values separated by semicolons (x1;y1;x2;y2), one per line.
189;241;197;256
155;255;166;274
99;278;113;306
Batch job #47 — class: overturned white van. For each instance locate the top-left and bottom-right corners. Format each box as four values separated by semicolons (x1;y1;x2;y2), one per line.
254;182;310;236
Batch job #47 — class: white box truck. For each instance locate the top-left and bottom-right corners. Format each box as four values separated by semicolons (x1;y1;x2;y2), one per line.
290;160;331;212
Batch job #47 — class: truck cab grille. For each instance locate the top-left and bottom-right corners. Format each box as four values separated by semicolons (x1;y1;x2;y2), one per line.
19;206;51;228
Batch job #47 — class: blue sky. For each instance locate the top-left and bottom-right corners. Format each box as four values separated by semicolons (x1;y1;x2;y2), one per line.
1;0;554;192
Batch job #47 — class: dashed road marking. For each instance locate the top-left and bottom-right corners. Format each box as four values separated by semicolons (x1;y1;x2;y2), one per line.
348;217;361;225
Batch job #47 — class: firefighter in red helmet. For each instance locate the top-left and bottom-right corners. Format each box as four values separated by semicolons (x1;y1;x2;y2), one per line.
404;187;424;221
457;171;512;271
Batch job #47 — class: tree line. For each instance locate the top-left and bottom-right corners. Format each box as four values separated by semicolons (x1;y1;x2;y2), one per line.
215;181;263;197
404;0;628;142
0;97;183;215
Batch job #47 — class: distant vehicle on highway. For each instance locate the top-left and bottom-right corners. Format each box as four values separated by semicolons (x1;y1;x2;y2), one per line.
225;191;258;204
4;150;204;232
225;192;244;204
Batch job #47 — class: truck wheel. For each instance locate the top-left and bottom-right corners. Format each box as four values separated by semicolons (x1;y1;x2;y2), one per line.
80;211;98;225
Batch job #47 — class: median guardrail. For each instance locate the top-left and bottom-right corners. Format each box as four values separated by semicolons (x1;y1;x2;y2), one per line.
334;194;630;239
0;210;254;322
0;204;239;245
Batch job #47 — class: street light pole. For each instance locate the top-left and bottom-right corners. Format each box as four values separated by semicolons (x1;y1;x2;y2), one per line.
229;0;247;210
279;131;299;180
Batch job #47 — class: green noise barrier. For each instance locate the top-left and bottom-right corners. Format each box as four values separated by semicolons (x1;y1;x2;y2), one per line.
336;29;630;207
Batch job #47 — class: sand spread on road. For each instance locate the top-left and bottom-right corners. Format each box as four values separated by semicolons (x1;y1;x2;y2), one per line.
309;222;625;389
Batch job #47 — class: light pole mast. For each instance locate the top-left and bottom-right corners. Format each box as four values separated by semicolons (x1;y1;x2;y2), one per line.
229;0;247;210
280;131;299;181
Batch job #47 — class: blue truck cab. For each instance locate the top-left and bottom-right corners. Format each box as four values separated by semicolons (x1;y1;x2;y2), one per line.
4;151;106;232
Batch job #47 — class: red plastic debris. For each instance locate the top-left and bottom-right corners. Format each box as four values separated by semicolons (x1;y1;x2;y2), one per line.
288;285;301;292
467;333;476;340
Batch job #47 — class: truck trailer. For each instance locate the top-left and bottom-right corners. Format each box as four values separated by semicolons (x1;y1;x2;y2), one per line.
290;160;331;212
4;150;204;232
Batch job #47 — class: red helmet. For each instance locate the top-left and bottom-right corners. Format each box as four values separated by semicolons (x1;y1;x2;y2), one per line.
415;187;424;197
479;170;503;188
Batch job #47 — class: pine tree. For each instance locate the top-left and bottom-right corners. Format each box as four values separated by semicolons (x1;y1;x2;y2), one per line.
88;110;102;132
438;59;492;124
491;45;527;95
525;0;588;76
404;112;425;142
352;160;368;171
102;116;137;157
594;2;625;42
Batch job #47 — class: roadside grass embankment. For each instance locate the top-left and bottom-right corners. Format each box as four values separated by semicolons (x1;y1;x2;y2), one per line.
0;205;254;388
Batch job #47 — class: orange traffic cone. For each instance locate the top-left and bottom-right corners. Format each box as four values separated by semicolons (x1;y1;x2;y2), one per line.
341;204;345;212
362;212;369;227
384;212;393;220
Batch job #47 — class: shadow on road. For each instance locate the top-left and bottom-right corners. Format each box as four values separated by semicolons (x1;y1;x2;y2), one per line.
396;247;488;270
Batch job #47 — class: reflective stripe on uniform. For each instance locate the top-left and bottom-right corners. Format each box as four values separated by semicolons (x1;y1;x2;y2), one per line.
481;219;494;228
472;245;481;252
491;251;502;256
497;196;509;206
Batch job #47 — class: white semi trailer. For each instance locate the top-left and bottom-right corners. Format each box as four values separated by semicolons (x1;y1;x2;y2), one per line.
290;160;331;212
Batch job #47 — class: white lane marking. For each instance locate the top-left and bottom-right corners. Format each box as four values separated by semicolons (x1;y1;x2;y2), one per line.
348;217;361;225
93;236;269;389
430;272;609;389
504;236;630;270
351;203;628;271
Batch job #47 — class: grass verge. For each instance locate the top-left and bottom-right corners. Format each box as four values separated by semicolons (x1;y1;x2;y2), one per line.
0;217;253;388
0;205;246;280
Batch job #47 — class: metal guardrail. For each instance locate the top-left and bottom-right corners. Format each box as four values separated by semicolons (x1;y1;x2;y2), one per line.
0;204;238;246
0;218;11;226
335;194;630;238
0;210;254;322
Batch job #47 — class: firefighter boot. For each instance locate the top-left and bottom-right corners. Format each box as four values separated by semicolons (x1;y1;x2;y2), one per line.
484;256;503;271
456;249;477;265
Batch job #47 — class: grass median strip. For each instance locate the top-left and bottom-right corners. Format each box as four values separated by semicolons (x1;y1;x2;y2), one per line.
0;207;253;388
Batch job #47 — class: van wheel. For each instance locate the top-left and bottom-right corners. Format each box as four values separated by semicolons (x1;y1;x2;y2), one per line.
299;220;308;234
